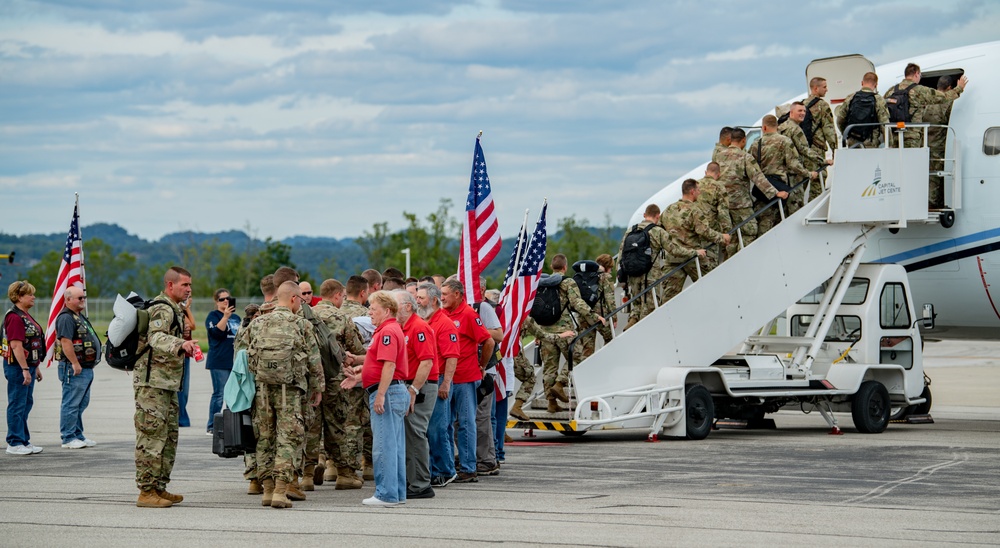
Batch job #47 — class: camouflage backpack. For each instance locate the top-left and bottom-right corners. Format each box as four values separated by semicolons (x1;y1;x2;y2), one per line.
247;312;297;385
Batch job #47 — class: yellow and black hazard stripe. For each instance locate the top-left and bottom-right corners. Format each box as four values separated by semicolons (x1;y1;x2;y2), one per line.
506;419;578;432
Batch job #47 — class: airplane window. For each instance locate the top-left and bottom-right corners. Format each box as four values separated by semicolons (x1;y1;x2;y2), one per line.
984;127;1000;156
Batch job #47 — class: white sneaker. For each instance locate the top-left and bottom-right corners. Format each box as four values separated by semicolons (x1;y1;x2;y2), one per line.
5;445;33;456
26;444;43;454
82;438;97;447
61;439;87;449
361;496;398;507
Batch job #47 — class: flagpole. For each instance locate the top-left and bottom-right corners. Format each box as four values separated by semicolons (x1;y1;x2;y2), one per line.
75;193;88;316
509;208;530;283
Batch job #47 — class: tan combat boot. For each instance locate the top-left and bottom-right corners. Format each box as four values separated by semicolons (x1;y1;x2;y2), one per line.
271;479;293;509
313;461;325;486
301;465;315;491
547;398;566;414
156;488;183;504
247;478;263;495
335;467;363;490
323;459;337;482
549;382;570;402
363;457;374;481
509;398;530;420
261;478;275;507
286;475;306;501
136;488;172;508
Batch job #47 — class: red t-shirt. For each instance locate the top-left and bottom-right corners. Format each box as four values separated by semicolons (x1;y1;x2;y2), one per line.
401;314;437;382
426;308;460;383
310;296;322;307
361;317;407;388
443;302;491;384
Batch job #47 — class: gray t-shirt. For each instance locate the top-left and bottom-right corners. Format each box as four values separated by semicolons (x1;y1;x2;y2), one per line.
56;311;102;367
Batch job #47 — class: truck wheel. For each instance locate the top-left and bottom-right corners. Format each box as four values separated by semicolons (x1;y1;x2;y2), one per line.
852;380;890;433
684;384;714;440
911;385;933;415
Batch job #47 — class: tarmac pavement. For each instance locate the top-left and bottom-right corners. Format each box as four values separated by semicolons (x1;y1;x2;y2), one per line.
1;339;997;546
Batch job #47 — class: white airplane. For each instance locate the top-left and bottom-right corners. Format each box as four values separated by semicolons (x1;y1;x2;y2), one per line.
630;41;1000;340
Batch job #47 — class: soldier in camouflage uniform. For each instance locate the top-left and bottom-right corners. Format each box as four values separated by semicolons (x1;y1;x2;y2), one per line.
134;266;202;508
779;102;829;212
806;77;838;184
716;128;787;257
923;76;956;209
885;63;966;151
537;254;605;414
618;204;673;330
697;162;732;263
575;255;617;359
711;127;733;164
836;72;890;149
246;281;323;509
659;179;729;303
312;279;367;489
752;115;816;234
509;316;576;419
339;275;375;482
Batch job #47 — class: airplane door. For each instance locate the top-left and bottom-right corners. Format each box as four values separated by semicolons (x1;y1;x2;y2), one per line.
806;54;876;106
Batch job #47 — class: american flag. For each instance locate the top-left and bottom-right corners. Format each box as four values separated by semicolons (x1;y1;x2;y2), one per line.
497;201;547;359
44;201;86;366
458;135;501;303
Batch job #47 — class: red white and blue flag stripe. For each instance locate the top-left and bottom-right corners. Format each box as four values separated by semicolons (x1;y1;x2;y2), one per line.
458;135;501;303
44;201;86;366
497;201;547;360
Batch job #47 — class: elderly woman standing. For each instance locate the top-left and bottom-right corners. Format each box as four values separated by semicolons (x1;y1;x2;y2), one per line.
342;290;408;507
3;281;45;456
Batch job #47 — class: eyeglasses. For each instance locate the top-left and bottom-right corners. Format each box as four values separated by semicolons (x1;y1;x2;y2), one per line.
77;296;87;300
218;297;230;302
302;291;313;295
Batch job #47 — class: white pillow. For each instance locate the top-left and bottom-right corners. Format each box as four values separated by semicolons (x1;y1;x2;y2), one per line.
107;293;139;346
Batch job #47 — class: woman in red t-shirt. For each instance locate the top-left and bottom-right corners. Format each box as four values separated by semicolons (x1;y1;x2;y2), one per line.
341;290;408;506
3;280;46;455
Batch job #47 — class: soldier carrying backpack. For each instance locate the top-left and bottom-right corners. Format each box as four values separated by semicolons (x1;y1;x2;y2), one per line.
618;204;673;330
837;71;890;149
885;63;968;149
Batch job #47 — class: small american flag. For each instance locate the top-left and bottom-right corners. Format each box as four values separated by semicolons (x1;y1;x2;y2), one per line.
497;201;547;359
458;134;501;303
44;201;86;366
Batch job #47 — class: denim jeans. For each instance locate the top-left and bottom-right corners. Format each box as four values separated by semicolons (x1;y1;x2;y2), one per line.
177;357;190;427
206;369;231;431
369;383;408;503
451;380;479;474
494;394;508;461
428;388;453;479
4;364;37;447
58;362;94;444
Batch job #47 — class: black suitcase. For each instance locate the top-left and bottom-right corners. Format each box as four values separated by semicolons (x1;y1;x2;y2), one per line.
212;408;256;458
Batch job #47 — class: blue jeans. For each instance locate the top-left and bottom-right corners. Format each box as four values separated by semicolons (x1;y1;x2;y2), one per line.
177;357;190;427
58;362;94;444
206;369;230;431
4;364;36;447
494;394;508;461
451;381;479;474
428;389;452;479
369;383;408;503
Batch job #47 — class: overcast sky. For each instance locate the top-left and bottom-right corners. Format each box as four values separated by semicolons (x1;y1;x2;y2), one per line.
2;0;998;241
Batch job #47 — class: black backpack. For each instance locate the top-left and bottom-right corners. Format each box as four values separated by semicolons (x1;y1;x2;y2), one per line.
886;84;915;123
845;92;879;142
105;296;180;372
571;260;602;308
530;274;564;326
620;224;656;276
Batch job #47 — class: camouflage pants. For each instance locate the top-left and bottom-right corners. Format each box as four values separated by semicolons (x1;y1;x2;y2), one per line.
322;383;365;471
134;386;179;491
625;277;657;328
302;397;321;471
539;336;580;394
726;207;758;256
362;400;372;464
661;260;706;304
513;351;537;402
253;383;305;483
757;202;784;236
577;318;613;359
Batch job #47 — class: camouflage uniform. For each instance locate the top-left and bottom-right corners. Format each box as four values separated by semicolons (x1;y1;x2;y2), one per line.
340;299;373;466
538;276;600;393
234;299;275;482
617;220;673;328
779;119;826;211
923;99;954;208
885;79;963;149
696;175;731;263
659;198;726;302
295;305;329;481
716;145;778;256
577;272;616;358
514;317;567;402
807;94;838;159
312;301;366;472
133;293;186;493
836;87;890;149
711;142;727;164
247;306;323;483
751;132;810;234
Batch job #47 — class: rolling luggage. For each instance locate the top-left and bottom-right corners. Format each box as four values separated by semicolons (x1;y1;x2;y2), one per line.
212;408;255;458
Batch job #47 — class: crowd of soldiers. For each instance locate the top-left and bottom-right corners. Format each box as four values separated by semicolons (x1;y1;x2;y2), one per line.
616;62;967;326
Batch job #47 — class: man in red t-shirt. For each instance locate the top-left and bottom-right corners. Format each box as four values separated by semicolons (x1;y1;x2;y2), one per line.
437;279;494;483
